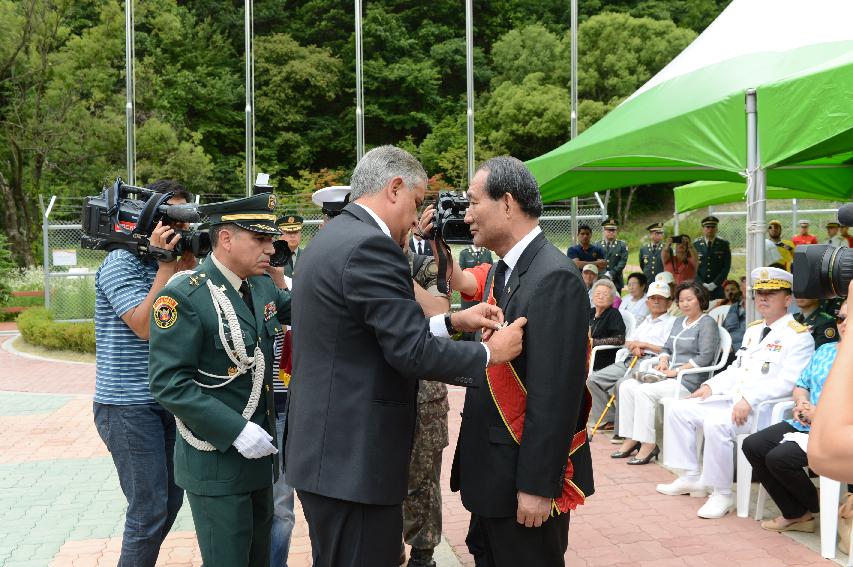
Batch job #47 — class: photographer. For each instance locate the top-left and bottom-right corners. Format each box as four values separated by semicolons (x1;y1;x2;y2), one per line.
92;179;195;567
660;234;698;284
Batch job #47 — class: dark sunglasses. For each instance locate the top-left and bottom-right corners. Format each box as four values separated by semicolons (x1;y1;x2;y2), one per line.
838;314;847;324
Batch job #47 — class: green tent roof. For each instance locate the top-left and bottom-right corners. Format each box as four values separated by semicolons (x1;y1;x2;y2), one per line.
526;0;853;203
673;180;847;213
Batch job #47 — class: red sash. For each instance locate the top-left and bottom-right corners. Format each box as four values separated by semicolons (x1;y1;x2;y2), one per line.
278;329;293;386
483;269;591;514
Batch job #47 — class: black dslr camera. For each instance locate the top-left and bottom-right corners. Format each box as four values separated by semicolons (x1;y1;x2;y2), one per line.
432;191;473;244
792;204;853;299
81;177;208;262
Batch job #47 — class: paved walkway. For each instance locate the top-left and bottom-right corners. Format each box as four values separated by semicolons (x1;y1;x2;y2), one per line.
0;335;843;566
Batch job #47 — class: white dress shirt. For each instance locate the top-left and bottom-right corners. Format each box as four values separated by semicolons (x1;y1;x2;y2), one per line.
211;253;244;292
615;312;676;364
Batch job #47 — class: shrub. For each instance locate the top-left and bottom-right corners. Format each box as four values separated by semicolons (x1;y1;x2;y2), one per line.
17;307;95;354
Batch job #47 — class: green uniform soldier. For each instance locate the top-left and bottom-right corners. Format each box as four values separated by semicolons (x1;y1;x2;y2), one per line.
794;297;839;349
694;215;731;301
458;245;493;309
639;222;666;281
277;213;303;278
598;218;629;293
149;193;292;567
403;248;450;567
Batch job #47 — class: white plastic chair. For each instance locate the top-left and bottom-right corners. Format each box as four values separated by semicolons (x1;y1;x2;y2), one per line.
748;401;852;563
644;325;732;400
735;397;794;518
587;310;636;377
708;304;730;325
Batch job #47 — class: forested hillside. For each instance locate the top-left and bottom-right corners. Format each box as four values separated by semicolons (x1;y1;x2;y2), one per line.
0;0;728;264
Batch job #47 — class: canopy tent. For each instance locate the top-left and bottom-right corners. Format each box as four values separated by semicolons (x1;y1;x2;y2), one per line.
673;181;847;214
526;0;853;316
526;0;853;203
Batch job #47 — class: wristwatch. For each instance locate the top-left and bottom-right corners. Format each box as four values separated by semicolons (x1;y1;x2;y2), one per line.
444;312;459;335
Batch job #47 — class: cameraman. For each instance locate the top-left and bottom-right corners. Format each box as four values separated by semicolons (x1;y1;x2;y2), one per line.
660;234;698;284
93;180;195;566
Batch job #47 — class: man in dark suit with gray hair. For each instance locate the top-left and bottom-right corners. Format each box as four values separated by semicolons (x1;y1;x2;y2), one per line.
285;145;526;567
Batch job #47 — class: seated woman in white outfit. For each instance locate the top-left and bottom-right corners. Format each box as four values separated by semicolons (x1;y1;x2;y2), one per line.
614;281;720;465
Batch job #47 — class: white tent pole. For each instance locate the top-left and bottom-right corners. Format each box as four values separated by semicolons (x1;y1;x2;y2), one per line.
745;88;766;321
791;198;799;229
570;0;578;243
124;0;136;185
465;0;474;184
244;0;254;196
355;0;365;161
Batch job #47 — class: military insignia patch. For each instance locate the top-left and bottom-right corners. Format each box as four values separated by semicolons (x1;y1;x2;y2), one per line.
264;301;277;321
153;296;178;329
268;193;277;210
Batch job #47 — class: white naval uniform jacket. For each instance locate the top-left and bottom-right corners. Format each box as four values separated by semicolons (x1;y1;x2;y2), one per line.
704;313;815;408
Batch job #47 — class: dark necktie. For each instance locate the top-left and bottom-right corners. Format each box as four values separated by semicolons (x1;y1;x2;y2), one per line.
492;260;509;303
239;280;254;313
418;241;423;255
760;326;771;342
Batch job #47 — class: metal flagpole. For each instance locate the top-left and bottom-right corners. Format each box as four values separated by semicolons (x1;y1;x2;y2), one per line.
570;0;578;243
124;0;136;185
244;0;255;196
355;0;365;161
465;0;475;184
745;88;766;321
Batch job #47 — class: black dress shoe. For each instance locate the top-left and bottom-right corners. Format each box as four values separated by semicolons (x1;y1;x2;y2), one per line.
610;441;641;458
408;548;437;567
627;445;660;465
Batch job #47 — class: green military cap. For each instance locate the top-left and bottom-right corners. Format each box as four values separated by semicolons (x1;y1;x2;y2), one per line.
827;221;840;229
701;215;720;227
768;219;782;227
198;193;281;235
602;218;619;230
277;212;304;233
646;222;664;233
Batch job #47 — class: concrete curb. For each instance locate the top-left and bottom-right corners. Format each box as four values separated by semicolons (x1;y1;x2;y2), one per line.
1;334;95;366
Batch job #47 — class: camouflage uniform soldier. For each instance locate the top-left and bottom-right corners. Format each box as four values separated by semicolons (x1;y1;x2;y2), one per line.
403;249;450;567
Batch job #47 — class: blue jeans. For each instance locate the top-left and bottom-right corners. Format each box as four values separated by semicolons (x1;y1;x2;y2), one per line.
93;402;184;567
271;406;295;567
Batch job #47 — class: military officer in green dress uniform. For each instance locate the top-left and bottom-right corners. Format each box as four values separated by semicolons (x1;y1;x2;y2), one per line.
149;193;292;567
277;213;303;278
694;215;731;301
639;222;666;282
598;218;629;293
794;297;839;349
457;244;493;309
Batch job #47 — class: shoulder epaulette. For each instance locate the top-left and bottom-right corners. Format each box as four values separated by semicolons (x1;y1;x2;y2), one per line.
747;319;764;328
788;320;809;333
172;270;207;295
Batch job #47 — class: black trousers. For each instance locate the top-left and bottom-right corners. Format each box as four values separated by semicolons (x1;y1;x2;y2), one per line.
475;512;570;567
741;421;819;519
465;515;491;567
298;489;402;567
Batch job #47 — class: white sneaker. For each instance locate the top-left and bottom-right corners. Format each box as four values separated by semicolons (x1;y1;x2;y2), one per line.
656;476;707;497
697;493;734;519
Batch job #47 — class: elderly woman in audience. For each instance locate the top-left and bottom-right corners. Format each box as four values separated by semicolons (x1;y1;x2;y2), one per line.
588;281;675;435
619;272;650;322
613;281;720;464
742;299;847;532
589;279;626;371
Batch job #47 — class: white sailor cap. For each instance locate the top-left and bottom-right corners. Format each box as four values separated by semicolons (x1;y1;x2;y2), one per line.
751;266;793;291
312;185;351;208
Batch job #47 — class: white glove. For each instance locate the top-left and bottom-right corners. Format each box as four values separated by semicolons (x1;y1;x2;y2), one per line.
233;421;277;459
703;282;717;291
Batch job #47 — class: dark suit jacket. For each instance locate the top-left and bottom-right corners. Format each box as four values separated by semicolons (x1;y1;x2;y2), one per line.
451;232;594;517
285;203;487;506
409;236;433;257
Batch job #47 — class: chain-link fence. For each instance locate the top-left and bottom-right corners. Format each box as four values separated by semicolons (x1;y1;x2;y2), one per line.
708;201;842;255
42;197;106;322
40;195;607;321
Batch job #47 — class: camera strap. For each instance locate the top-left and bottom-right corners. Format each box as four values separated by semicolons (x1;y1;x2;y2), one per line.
430;238;453;295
